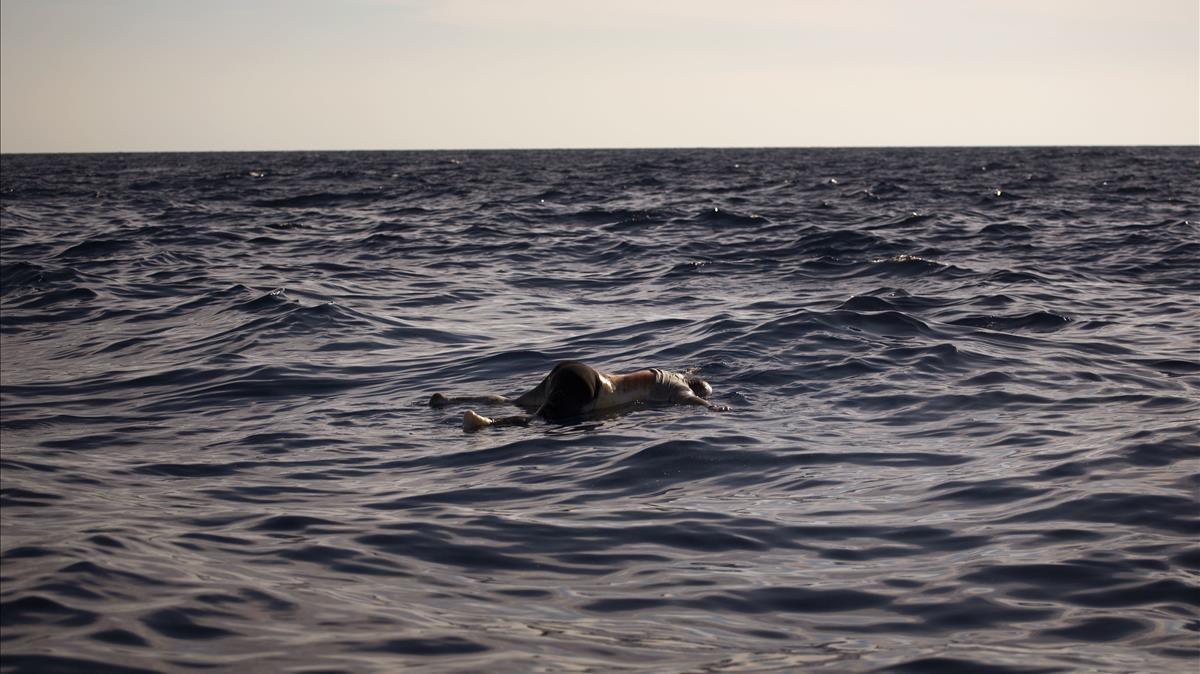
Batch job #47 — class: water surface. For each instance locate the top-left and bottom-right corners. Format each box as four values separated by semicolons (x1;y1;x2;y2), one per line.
2;147;1198;673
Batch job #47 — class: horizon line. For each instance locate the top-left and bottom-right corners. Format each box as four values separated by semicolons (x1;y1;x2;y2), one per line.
3;142;1198;157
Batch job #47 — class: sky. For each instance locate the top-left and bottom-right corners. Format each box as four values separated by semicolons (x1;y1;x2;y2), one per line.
1;0;1197;153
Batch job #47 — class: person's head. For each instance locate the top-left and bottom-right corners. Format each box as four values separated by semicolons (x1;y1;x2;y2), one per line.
685;375;713;398
539;362;600;420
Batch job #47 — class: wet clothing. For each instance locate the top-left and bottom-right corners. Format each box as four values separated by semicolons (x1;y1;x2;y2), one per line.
534;361;602;420
648;368;694;401
511;363;695;420
452;362;718;431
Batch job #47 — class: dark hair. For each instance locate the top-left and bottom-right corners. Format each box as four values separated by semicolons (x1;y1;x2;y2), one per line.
686;375;713;398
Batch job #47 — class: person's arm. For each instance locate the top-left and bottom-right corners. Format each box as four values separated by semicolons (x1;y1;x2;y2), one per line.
429;393;514;407
672;390;730;412
431;369;552;410
462;410;532;432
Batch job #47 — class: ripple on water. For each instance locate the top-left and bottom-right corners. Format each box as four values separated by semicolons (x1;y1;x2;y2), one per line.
2;147;1198;673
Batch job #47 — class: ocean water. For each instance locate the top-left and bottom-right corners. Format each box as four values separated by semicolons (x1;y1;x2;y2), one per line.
1;147;1198;674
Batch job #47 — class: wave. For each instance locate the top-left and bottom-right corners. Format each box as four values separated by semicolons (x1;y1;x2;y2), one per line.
949;311;1072;333
252;189;386;208
2;146;1197;674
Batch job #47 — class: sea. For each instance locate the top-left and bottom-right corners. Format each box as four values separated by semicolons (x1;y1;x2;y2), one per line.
1;147;1198;674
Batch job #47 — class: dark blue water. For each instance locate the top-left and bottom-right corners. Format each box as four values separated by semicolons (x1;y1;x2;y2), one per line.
2;147;1198;673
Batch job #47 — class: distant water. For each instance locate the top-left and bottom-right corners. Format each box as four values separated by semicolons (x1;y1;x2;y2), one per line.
2;147;1198;674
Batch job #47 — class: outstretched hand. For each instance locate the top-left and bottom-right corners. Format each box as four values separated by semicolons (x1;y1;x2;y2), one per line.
674;390;730;412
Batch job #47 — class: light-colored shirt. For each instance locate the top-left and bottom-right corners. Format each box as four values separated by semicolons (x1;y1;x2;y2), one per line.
647;368;691;402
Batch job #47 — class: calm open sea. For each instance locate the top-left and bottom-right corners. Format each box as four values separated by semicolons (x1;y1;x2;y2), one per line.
2;147;1198;673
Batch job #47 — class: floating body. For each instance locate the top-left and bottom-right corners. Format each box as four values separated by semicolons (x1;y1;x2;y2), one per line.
429;361;727;431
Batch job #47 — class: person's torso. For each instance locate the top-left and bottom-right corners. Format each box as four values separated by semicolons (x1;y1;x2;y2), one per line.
591;368;685;409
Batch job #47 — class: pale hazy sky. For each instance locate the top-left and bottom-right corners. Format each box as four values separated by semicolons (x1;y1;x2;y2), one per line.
1;0;1197;153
